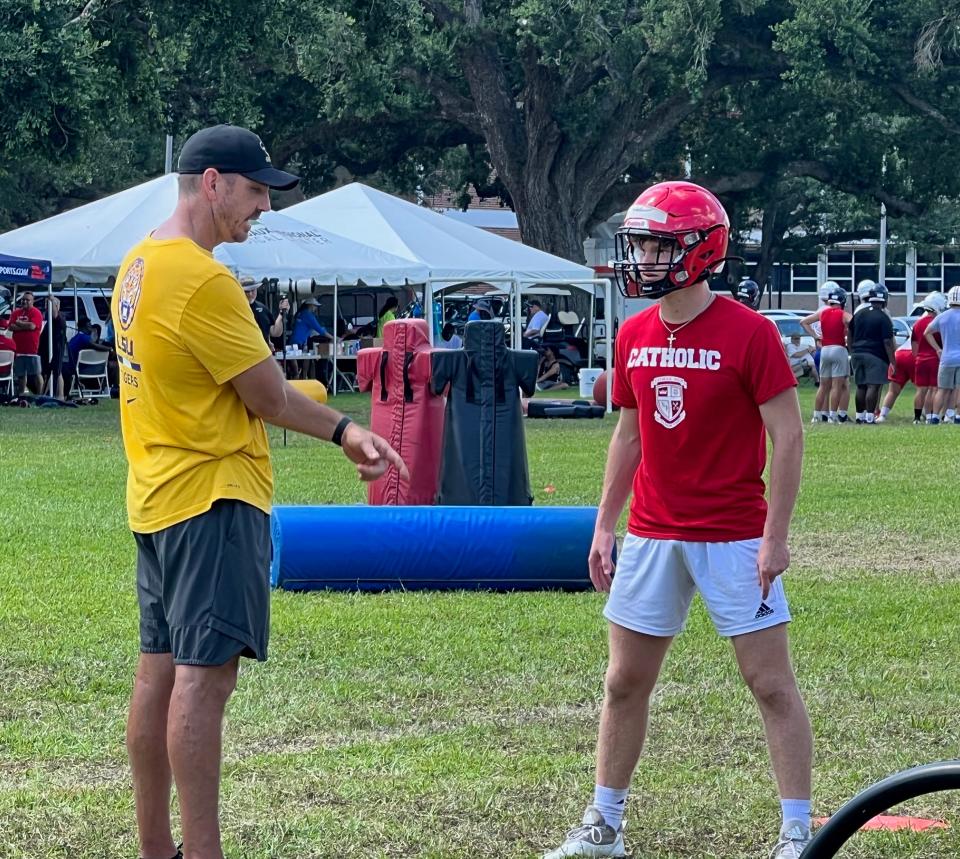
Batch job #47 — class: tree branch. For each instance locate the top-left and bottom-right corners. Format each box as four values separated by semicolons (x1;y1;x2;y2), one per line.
890;82;960;135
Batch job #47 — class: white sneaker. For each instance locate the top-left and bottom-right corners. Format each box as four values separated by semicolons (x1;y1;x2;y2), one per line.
543;806;626;858
770;820;811;858
875;415;886;423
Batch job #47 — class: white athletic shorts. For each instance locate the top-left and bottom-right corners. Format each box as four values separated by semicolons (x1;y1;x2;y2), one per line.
819;345;849;379
604;534;792;638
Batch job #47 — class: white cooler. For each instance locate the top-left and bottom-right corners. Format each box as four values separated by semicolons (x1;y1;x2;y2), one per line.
579;367;603;399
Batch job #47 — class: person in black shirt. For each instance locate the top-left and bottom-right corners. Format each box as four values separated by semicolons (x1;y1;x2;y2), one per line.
242;277;288;346
847;284;895;424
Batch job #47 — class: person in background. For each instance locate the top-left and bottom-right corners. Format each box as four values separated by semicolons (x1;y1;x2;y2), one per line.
522;298;550;348
876;345;916;423
467;298;493;322
376;295;399;338
847;284;895;424
925;285;960;424
241;277;289;346
8;290;44;394
801;286;850;423
40;296;67;399
784;334;819;385
909;293;946;423
290;297;333;383
536;345;568;391
437;322;463;350
66;319;112;397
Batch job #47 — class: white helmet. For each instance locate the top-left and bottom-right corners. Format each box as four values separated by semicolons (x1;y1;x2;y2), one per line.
856;279;876;300
949;285;960;307
921;291;948;314
819;280;840;302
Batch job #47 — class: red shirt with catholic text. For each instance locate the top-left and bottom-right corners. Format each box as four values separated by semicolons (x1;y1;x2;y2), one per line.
612;296;798;541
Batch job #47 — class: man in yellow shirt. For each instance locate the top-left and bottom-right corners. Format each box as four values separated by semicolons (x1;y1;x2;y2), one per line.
114;124;407;859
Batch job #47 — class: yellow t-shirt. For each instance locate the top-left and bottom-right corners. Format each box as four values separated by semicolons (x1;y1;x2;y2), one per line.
112;236;274;533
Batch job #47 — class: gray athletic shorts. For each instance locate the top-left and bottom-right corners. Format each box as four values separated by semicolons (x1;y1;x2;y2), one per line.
938;364;960;389
13;354;40;376
851;353;888;386
819;345;849;379
134;499;272;666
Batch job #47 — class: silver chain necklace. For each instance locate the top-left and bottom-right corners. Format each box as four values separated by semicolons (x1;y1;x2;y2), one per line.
659;293;715;348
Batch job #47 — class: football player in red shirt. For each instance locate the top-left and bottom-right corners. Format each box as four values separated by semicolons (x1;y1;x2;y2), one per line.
543;183;811;859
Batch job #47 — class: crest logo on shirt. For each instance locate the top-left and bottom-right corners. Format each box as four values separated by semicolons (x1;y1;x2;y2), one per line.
651;375;687;429
118;257;145;331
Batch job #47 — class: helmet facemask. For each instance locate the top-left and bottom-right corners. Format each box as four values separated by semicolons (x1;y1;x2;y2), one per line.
613;226;724;299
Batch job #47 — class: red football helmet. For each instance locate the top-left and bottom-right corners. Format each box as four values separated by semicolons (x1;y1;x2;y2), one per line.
612;181;730;299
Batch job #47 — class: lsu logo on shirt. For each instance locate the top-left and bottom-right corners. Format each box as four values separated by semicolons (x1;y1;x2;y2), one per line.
118;257;145;331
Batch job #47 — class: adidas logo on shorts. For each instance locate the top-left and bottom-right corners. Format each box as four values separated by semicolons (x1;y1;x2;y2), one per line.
754;602;774;619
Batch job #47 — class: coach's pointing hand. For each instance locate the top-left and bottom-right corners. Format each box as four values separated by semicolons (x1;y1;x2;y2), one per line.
341;423;409;483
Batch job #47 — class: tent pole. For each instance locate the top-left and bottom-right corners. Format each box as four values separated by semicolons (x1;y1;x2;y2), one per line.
603;279;613;414
425;279;433;344
332;279;338;395
47;281;53;396
514;279;522;349
588;289;595;369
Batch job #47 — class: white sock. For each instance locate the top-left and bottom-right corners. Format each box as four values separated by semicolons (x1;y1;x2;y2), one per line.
781;798;812;833
812;410;821;419
857;411;866;420
828;411;837;421
592;785;629;831
866;413;875;423
880;406;890;417
838;410;848;418
947;409;957;419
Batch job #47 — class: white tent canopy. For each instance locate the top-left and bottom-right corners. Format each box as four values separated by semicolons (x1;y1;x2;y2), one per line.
285;182;596;284
215;211;427;284
0;175;179;283
285;182;612;408
0;175;429;286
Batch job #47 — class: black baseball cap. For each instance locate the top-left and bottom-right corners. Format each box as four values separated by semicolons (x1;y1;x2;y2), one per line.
177;124;300;191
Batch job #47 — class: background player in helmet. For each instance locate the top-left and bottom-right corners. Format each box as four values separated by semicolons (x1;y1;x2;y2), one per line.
853;278;876;315
897;292;946;423
847;283;895;424
925;285;960;424
801;286;850;423
736;277;762;310
877;344;915;422
544;182;812;859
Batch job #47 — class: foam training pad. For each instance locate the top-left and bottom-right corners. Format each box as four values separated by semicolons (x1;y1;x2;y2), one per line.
527;400;605;419
356;319;444;505
431;321;538;505
271;505;599;591
288;379;327;402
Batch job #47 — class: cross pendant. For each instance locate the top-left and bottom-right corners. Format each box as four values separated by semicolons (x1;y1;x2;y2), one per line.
667;332;676;349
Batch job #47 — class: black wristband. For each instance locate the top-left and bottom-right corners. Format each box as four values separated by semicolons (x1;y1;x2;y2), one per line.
331;416;353;447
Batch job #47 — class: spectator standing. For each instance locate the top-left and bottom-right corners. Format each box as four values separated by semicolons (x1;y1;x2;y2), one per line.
39;296;67;399
242;277;288;346
8;290;44;394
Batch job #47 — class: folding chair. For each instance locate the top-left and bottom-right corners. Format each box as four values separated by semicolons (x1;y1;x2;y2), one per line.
0;349;13;396
72;349;110;398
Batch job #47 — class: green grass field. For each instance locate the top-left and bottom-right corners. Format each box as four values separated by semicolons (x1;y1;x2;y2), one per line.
1;384;958;859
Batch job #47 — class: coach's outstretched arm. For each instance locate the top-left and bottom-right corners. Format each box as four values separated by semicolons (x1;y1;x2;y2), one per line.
231;355;408;483
589;407;642;593
757;388;804;599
